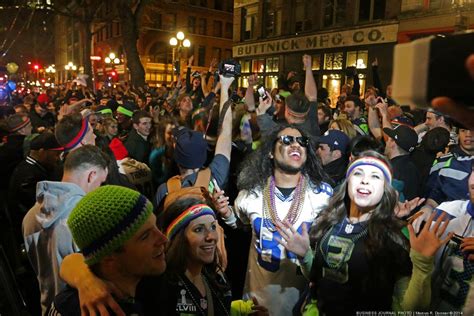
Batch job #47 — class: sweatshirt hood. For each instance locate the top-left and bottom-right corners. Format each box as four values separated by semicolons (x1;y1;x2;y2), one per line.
35;181;86;229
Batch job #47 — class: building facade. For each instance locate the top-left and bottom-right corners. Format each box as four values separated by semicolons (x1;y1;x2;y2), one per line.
233;0;472;106
90;0;234;87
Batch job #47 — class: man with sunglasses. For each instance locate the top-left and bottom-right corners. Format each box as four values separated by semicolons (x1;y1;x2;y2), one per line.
213;124;332;316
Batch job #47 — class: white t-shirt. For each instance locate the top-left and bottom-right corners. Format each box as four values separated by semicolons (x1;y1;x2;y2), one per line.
235;179;332;316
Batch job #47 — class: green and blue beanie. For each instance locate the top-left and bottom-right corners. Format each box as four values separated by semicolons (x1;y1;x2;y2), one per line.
68;185;153;266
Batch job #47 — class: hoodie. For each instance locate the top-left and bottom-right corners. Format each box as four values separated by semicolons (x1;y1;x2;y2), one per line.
22;181;85;315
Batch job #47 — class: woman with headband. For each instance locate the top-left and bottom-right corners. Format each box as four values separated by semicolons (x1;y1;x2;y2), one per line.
137;198;268;315
60;197;268;315
276;150;453;315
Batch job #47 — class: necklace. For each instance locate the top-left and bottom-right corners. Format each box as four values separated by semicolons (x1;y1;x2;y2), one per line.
319;223;368;270
262;174;306;231
178;274;229;316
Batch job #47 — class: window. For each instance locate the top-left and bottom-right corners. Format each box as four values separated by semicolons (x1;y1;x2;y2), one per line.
241;60;251;73
323;0;347;27
252;59;265;73
154;14;162;30
188;16;196;33
115;22;121;36
213;20;222;37
323;52;343;70
224;49;232;59
198;46;206;66
241;6;257;40
200;0;207;6
295;0;313;32
215;0;223;10
148;41;172;64
263;0;283;37
212;47;222;60
359;0;385;22
163;13;177;31
346;50;368;69
225;22;233;39
265;57;279;72
198;18;207;35
312;55;321;70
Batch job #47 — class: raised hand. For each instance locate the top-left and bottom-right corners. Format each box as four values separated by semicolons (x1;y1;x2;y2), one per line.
372;58;378;67
212;189;231;218
275;220;310;258
395;197;425;218
302;54;312;70
408;212;453;257
256;91;273;115
188;55;194;67
248;73;258;87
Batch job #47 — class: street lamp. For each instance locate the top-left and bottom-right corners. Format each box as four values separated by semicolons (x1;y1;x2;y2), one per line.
46;64;56;84
104;52;120;65
169;31;191;83
64;62;77;81
104;52;121;84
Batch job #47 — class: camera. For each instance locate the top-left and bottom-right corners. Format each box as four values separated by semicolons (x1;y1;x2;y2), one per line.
191;70;201;78
218;59;242;78
392;32;474;109
257;85;268;101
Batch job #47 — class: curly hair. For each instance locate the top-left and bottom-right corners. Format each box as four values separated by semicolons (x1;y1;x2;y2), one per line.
237;123;329;193
309;150;408;257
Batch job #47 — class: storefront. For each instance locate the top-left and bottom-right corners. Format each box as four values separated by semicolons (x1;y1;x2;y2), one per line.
233;23;398;107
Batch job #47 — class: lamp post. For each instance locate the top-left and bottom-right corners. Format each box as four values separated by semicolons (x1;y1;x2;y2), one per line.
64;62;77;81
169;31;191;83
45;65;56;84
104;52;121;84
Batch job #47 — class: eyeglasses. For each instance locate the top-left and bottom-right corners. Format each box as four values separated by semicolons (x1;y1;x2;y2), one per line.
277;135;309;147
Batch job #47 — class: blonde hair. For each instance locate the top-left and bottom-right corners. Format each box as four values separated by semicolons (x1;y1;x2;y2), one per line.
329;118;357;139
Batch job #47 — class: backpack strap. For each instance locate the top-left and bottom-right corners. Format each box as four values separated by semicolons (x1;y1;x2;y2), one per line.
195;168;211;188
166;175;183;193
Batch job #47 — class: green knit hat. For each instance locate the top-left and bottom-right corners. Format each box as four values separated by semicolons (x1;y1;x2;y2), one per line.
68;185;153;266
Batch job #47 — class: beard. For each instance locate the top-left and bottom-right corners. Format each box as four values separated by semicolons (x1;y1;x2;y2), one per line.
274;157;303;175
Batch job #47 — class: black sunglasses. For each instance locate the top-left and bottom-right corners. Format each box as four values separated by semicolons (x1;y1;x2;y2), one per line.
277;135;309;147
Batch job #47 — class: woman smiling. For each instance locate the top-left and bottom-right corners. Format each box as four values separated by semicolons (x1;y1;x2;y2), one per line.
277;151;452;315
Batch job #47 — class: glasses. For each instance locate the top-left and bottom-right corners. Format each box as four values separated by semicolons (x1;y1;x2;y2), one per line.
277;135;309;147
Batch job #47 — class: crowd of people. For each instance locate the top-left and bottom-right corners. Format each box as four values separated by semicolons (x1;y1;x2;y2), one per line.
0;52;473;316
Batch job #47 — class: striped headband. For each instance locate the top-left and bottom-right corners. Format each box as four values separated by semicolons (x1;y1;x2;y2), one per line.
346;157;392;183
10;117;31;133
63;119;89;151
166;204;216;240
117;106;133;118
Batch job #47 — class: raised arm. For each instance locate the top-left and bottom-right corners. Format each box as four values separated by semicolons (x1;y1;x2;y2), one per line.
186;55;194;92
245;74;258;112
214;75;234;161
303;55;317;102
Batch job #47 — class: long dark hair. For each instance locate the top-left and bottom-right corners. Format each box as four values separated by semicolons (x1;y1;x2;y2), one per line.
237;123;329;193
159;198;226;289
310;150;408;257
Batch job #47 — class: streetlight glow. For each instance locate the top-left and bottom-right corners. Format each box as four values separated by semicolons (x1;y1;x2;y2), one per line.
176;31;185;41
109;53;116;60
183;39;191;47
104;57;111;64
113;58;120;64
169;37;178;46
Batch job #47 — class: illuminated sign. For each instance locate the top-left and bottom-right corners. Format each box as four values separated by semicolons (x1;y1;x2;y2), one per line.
233;24;399;57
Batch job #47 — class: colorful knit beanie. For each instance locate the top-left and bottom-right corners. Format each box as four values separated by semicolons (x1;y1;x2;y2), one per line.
67;185;153;266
